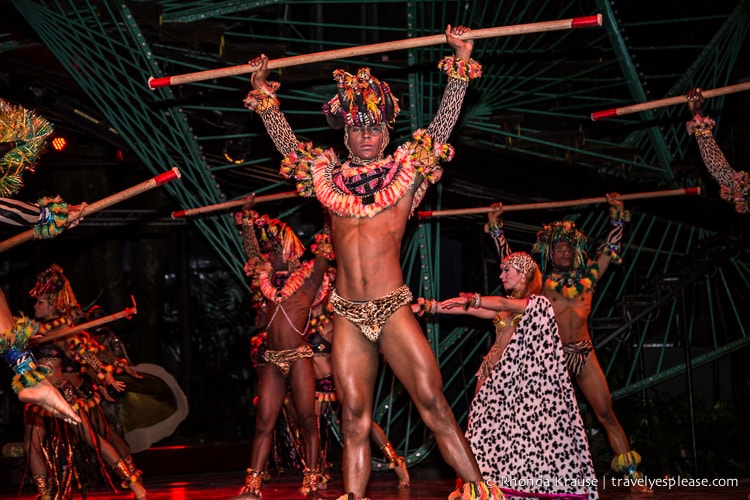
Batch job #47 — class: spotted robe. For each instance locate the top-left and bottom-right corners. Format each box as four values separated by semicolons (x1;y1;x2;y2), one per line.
466;295;598;500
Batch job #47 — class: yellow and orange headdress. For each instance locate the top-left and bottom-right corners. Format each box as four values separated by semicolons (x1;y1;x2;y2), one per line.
28;264;82;320
322;67;400;130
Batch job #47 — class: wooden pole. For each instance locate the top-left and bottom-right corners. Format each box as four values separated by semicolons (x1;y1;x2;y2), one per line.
171;191;299;218
417;187;701;218
0;167;182;253
591;82;750;121
148;15;602;89
29;296;137;346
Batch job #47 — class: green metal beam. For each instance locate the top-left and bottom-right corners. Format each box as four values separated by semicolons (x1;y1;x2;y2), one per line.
13;0;247;284
595;0;675;182
610;337;750;400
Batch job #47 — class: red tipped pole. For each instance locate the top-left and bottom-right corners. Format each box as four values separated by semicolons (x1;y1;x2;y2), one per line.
148;15;602;89
591;81;750;121
172;191;299;218
30;296;138;345
417;187;701;218
0;167;182;253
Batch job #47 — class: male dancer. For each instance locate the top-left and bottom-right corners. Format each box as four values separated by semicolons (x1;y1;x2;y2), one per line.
245;24;501;499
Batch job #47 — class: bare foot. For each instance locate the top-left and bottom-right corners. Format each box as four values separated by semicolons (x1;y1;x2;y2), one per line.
630;483;654;494
129;480;147;499
627;471;653;494
393;460;410;488
17;378;80;424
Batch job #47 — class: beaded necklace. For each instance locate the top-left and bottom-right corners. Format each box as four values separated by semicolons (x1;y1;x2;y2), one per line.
544;263;599;299
258;260;315;303
37;317;72;335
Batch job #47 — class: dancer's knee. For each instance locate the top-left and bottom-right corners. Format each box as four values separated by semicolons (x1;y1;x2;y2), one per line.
253;416;276;436
414;392;453;429
298;411;320;438
341;409;371;444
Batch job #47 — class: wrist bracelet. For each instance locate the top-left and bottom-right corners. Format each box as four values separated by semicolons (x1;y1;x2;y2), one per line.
243;82;281;113
686;115;715;136
609;207;630;222
437;56;483;81
472;292;481;308
33;195;69;239
1;316;50;392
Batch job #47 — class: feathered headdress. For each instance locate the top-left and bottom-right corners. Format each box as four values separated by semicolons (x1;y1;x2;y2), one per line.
28;264;82;320
0;98;54;197
322;67;400;130
241;210;305;270
531;220;587;271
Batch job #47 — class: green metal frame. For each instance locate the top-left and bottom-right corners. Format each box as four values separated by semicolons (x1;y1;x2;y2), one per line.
12;0;247;283
9;0;750;468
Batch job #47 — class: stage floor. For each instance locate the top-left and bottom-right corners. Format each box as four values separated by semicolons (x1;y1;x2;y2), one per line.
1;468;747;500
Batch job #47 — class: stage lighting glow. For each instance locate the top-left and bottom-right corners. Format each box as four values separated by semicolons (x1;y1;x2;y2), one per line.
51;136;68;151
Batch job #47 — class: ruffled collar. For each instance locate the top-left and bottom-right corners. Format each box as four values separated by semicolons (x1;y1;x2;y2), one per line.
256;260;315;304
311;146;417;218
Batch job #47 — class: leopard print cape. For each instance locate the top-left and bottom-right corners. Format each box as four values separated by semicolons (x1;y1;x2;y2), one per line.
466;295;598;499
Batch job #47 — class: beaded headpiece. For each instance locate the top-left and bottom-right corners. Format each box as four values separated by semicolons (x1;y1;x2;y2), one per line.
503;252;537;279
531;220;587;271
0;98;54;197
322;67;400;130
29;264;82;319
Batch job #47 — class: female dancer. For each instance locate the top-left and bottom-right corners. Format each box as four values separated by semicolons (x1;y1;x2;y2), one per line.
25;264;146;499
417;252;598;499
